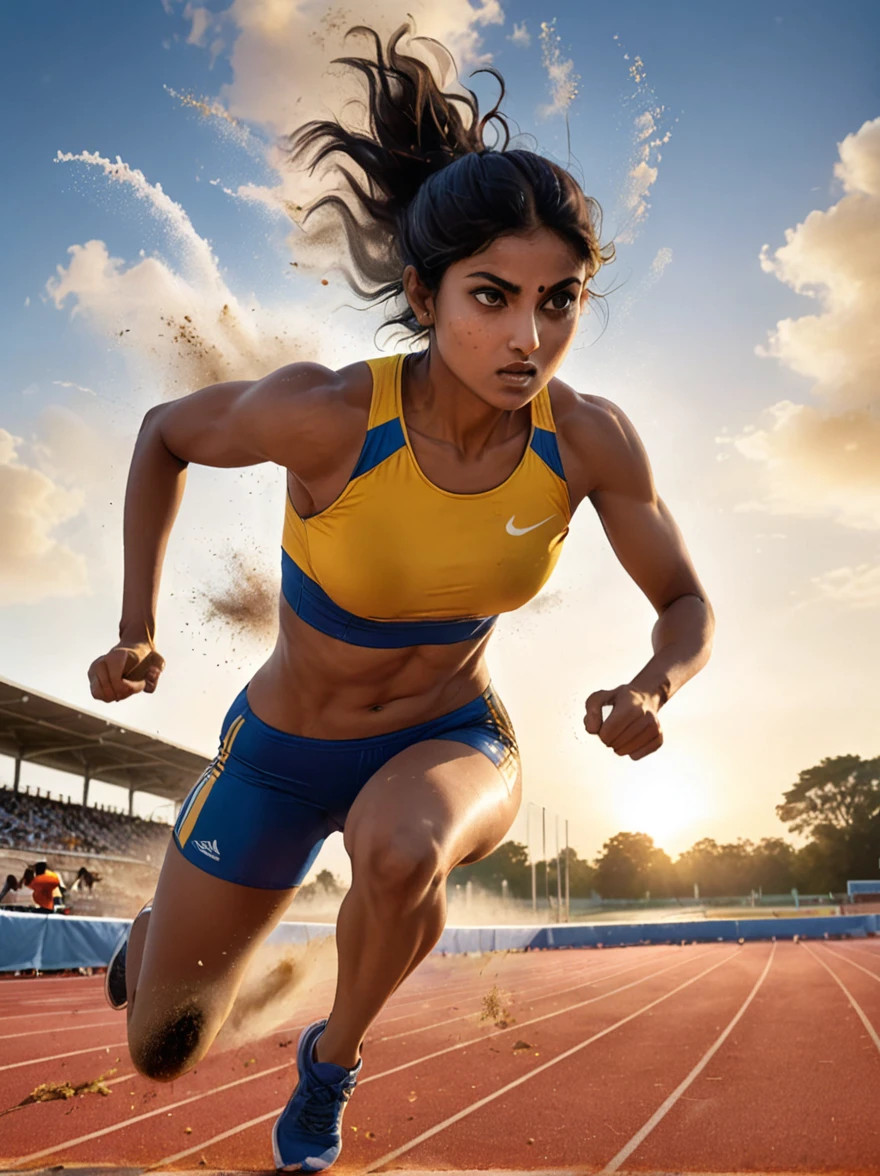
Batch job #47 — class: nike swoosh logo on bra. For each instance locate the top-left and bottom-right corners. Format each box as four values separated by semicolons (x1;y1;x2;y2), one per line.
506;514;556;537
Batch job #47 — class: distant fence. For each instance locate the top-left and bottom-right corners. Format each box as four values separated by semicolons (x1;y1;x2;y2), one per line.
2;910;877;973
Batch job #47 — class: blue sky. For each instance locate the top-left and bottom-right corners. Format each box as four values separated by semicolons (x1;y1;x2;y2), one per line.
2;0;878;878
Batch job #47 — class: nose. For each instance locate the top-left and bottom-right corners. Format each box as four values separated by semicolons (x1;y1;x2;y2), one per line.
509;310;539;358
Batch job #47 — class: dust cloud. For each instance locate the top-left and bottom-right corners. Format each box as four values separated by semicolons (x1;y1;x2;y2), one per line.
215;934;338;1053
200;550;279;644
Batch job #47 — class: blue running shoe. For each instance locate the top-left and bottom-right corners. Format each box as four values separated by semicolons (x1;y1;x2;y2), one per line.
104;926;129;1010
104;903;151;1011
272;1019;362;1172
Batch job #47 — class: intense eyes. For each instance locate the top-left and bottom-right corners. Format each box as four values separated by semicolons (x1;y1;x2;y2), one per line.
471;287;576;313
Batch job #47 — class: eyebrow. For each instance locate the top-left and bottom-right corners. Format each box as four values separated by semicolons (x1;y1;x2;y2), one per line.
466;271;583;296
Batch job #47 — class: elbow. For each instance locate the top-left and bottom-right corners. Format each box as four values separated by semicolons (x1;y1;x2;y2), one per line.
141;404;188;468
139;403;166;447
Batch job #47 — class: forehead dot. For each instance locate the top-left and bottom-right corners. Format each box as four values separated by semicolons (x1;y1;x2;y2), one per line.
538;285;545;293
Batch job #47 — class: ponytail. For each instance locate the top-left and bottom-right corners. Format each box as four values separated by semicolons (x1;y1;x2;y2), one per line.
282;21;613;339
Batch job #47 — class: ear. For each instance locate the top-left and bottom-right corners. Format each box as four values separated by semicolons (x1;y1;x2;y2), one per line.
402;264;436;329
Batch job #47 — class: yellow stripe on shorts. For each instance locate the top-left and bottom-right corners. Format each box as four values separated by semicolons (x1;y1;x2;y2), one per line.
178;714;245;846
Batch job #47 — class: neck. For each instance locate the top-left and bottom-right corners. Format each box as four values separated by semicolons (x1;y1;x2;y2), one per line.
405;348;525;458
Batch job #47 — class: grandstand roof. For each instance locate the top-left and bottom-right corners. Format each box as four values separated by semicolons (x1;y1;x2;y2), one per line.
0;676;210;802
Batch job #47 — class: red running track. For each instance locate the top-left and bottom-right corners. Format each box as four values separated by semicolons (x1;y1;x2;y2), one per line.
1;939;879;1174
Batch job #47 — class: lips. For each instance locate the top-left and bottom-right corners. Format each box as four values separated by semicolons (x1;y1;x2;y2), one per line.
498;364;537;376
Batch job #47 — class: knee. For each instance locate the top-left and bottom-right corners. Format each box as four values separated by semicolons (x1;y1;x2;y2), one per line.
351;831;447;903
128;1004;206;1082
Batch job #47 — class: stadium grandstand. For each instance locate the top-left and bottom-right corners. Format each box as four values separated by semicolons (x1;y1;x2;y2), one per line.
0;676;210;916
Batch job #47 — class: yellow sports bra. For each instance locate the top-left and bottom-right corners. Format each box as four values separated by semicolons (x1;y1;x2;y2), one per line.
281;353;571;647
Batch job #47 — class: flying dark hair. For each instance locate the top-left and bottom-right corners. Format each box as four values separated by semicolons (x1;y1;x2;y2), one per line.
281;22;615;339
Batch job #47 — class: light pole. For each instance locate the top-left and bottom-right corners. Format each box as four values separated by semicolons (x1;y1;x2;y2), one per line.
542;806;550;912
565;818;571;922
526;801;540;915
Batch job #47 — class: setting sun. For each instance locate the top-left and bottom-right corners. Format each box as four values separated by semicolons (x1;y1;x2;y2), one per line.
611;747;712;853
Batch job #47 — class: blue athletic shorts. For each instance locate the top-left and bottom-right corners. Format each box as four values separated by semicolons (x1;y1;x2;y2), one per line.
173;682;519;889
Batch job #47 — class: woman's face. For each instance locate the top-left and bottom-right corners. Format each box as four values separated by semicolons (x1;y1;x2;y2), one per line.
408;226;589;409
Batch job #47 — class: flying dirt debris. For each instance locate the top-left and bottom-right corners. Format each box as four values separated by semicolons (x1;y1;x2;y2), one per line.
1;1070;116;1117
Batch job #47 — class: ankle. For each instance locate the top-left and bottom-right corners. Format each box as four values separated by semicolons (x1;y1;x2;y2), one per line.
314;1034;360;1071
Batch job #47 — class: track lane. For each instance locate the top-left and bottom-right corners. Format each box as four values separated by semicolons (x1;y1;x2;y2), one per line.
361;944;749;1174
144;946;734;1172
3;947;618;1161
8;946;719;1170
624;941;880;1173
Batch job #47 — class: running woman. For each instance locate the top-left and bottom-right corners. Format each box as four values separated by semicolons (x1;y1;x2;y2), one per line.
89;24;714;1173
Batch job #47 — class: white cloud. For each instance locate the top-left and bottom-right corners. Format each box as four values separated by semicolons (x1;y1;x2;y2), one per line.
48;151;328;396
809;564;880;610
508;21;530;48
728;117;880;530
650;246;673;278
52;379;96;397
537;19;579;118
209;0;504;140
171;0;508;275
0;429;89;607
184;3;212;46
730;400;880;531
617;97;673;245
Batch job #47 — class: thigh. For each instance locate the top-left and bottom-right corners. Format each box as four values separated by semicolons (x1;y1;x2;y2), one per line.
343;737;522;877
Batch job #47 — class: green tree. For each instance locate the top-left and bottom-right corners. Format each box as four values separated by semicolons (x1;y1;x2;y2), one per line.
545;847;597;899
593;832;674;899
450;840;531;897
777;755;880;837
777;755;880;889
751;837;797;894
297;868;345;901
675;838;758;897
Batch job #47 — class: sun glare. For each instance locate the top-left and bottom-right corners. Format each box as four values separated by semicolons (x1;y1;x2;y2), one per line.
611;747;712;854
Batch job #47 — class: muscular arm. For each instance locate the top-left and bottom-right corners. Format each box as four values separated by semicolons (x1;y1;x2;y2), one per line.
556;388;715;757
91;363;351;703
585;395;713;699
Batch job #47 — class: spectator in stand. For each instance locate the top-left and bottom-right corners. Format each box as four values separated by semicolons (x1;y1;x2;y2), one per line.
26;861;65;912
0;873;20;904
72;866;102;892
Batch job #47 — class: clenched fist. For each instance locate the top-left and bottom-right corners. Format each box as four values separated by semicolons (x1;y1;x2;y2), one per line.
584;685;664;761
88;639;165;703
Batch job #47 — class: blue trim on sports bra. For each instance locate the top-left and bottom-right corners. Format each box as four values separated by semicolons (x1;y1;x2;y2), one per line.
530;427;566;481
281;550;498;648
350;417;406;480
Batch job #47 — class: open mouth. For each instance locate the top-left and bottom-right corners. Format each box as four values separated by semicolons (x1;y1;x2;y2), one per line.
497;365;537;378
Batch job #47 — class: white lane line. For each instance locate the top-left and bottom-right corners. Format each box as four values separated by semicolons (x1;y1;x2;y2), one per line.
0;1018;121;1041
375;947;675;1028
823;936;880;973
820;944;880;983
376;953;603;1021
362;947;743;1174
23;947;721;1169
599;944;776;1173
0;976;102;987
802;944;880;1053
145;1107;280;1171
4;994;104;1005
825;940;880;975
0;1005;108;1023
8;1059;296;1167
0;1038;128;1073
143;947;732;1173
376;949;679;1042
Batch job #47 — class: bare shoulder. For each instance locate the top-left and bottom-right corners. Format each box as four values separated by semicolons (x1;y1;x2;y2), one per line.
249;359;373;475
548;377;654;510
256;359;371;425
